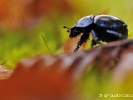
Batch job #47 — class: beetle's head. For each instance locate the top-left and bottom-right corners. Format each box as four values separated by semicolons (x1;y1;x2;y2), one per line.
63;26;83;38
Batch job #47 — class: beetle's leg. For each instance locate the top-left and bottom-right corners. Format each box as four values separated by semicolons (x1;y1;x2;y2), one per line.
74;34;89;52
91;39;97;47
91;30;101;45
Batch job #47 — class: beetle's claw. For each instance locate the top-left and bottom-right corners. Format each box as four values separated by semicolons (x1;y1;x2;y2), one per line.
74;48;79;52
74;45;80;52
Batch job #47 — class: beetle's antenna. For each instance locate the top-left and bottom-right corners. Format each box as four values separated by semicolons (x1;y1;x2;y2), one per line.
63;26;71;32
63;26;70;29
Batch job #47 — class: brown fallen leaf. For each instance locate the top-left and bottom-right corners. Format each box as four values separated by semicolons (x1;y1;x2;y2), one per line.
0;64;75;100
0;39;133;99
112;42;133;83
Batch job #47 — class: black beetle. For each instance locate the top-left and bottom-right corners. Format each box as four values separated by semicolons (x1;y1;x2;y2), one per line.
63;15;128;52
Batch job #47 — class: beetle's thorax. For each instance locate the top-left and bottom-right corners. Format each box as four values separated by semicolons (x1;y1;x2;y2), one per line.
74;15;94;28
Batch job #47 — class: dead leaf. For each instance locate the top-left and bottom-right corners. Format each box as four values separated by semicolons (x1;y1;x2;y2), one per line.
1;39;133;99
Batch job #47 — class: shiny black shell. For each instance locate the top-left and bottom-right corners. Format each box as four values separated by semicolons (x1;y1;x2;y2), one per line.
68;15;128;52
93;15;128;42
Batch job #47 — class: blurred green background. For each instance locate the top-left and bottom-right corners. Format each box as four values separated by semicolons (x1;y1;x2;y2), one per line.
0;0;132;67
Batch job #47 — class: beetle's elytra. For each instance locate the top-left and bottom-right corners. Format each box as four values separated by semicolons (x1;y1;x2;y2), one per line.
63;15;128;52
